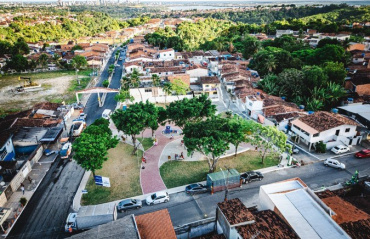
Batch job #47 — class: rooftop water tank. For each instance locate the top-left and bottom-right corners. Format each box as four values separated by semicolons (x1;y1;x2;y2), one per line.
308;111;314;115
299;105;305;109
332;108;338;114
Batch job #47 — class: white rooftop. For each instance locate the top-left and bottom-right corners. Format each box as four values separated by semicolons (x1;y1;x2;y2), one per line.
259;179;350;239
338;103;370;115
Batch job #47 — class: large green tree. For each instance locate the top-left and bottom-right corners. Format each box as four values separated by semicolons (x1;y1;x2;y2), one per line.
166;94;216;129
183;116;231;173
73;119;118;177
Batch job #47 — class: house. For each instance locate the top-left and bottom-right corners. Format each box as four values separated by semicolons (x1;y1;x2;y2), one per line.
186;64;208;78
348;43;365;51
135;209;177;239
156;48;175;61
199;76;219;99
345;72;370;96
0;132;15;162
290;111;361;151
259;178;351;239
276;29;294;37
338;103;370;129
216;198;299;239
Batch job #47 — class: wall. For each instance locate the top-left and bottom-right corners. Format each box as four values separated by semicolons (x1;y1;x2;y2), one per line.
313;125;358;145
159;50;175;60
186;68;208;78
0;137;15;161
0;189;8;207
258;187;275;211
175;217;216;239
129;88;193;103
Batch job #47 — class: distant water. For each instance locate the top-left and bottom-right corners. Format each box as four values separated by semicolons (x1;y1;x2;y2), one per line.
163;0;370;11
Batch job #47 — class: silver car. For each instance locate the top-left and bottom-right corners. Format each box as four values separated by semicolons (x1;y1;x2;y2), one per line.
117;199;142;212
324;158;346;170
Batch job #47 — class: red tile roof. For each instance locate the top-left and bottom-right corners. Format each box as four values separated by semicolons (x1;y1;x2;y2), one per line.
299;111;359;132
217;198;255;225
135;209;176;239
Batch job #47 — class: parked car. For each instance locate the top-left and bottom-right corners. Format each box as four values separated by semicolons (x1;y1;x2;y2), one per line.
146;191;169;206
324;158;346;169
240;171;264;184
117;199;142;212
355;149;370;158
185;183;208;195
331;145;350;154
72;102;84;109
78;113;87;120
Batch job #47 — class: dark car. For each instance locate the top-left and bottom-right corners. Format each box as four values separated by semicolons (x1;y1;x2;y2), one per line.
355;149;370;158
240;171;264;184
185;183;208;195
117;199;142;212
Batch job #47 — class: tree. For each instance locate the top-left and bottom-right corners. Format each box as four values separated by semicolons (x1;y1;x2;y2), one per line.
38;53;49;69
227;116;257;157
183;116;231;173
277;68;305;99
171;78;188;99
242;36;260;59
151;74;161;102
317;38;341;48
114;89;134;105
72;44;83;51
130;69;142;101
73;119;118;177
163;81;172;105
251;125;288;164
302;65;328;90
71;55;88;70
314;44;346;65
12;38;30;55
111;102;150;154
323;62;347;85
5;54;29;72
166;94;216;129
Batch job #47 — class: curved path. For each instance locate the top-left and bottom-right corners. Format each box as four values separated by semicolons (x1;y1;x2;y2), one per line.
140;125;182;194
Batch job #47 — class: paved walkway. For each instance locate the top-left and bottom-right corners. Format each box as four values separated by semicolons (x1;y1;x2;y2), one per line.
140;125;182;194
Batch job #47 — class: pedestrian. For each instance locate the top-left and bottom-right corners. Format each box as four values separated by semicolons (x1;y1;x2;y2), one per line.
180;152;184;159
180;140;184;146
141;156;147;163
170;134;174;139
175;154;178;160
20;184;25;195
27;176;32;183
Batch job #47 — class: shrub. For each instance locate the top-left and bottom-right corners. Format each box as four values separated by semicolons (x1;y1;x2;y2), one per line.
315;141;326;153
103;80;109;87
19;197;27;206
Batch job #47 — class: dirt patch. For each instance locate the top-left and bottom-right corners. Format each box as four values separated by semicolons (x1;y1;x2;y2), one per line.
0;76;75;110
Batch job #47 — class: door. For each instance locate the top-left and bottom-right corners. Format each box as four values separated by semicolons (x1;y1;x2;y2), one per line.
335;130;340;136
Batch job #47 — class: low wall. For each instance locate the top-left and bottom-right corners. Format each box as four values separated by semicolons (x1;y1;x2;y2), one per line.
175;217;216;239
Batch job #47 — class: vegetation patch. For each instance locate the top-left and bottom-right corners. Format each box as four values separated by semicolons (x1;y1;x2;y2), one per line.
138;137;153;151
160;150;279;189
81;142;143;205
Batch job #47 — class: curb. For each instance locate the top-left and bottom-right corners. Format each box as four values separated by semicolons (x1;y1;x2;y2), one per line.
72;170;92;212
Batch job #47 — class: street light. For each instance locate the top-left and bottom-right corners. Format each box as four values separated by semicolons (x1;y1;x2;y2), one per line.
220;167;230;201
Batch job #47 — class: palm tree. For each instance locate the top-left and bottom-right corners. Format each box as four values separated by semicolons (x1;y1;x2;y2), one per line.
130;69;142;102
163;82;172;105
38;53;49;69
325;82;346;108
151;74;161;103
265;54;276;73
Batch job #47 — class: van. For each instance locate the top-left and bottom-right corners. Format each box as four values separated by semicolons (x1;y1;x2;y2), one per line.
102;109;112;120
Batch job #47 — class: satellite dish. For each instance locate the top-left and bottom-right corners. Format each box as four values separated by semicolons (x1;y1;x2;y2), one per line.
0;182;5;186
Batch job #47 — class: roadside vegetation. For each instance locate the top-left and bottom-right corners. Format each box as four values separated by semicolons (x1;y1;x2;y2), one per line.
160;151;279;189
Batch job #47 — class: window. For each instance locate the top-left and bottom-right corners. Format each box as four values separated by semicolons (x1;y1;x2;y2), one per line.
213;92;217;95
169;54;171;56
249;102;253;106
163;54;166;56
145;89;152;92
345;128;350;133
313;133;319;137
0;148;7;161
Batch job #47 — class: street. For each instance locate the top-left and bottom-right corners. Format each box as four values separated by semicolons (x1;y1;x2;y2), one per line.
7;48;124;239
117;153;370;228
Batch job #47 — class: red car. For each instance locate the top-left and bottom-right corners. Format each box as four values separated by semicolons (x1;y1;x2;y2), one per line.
355;149;370;158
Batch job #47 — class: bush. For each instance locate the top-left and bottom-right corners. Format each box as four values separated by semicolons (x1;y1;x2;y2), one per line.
19;197;27;206
315;141;326;153
102;80;109;87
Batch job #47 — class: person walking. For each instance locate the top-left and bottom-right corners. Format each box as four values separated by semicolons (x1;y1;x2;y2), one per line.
20;184;25;195
180;152;184;159
27;176;32;183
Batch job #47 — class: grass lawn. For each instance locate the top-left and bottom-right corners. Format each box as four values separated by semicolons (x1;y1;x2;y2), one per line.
138;137;153;151
81;142;143;205
160;150;279;189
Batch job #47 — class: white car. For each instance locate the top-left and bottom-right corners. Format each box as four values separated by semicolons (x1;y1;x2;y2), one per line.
331;145;350;154
324;158;346;170
146;191;169;206
78;113;87;120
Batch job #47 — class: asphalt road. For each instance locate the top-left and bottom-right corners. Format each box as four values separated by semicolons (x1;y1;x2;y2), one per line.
117;153;370;227
7;48;124;239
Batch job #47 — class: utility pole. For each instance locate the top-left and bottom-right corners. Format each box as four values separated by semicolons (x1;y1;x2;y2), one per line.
224;167;230;201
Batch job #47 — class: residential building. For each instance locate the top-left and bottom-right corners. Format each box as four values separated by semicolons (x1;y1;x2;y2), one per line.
199;76;220;99
345;72;370;96
156;48;175;61
259;178;351;239
290;111;361;151
338;103;370;129
276;29;294;37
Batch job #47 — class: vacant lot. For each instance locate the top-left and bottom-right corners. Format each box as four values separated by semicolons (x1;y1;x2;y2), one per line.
82;142;143;205
0;70;92;111
160;150;279;188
